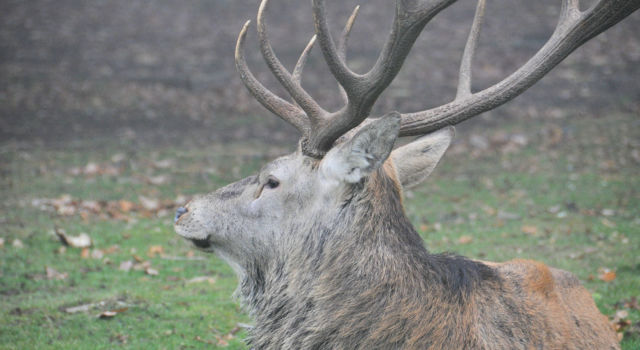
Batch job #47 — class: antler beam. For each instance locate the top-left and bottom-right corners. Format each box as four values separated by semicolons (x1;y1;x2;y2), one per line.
399;0;640;136
236;0;639;158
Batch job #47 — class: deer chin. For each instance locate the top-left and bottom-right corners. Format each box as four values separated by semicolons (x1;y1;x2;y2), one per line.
188;235;213;250
174;226;216;251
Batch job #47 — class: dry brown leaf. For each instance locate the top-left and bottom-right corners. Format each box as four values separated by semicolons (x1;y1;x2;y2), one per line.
146;175;170;185
98;311;116;318
65;303;96;314
45;266;68;280
119;260;134;272
186;276;216;284
103;245;120;254
81;200;102;213
598;268;616;282
215;335;230;347
118;200;135;213
153;159;175;169
111;153;126;163
457;236;473;244
601;218;616;228
482;206;497;216
139;196;160;211
98;307;129;319
81;247;90;259
521;225;538;235
91;249;104;260
84;162;100;176
147;245;164;258
12;239;24;248
55;228;92;248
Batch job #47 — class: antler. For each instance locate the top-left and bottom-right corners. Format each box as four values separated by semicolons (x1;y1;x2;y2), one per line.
236;0;639;157
399;0;640;136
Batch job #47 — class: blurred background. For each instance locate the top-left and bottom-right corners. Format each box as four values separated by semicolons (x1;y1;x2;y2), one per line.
1;0;638;149
1;1;639;348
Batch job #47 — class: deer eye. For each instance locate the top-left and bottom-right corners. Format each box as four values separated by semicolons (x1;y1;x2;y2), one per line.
265;176;280;189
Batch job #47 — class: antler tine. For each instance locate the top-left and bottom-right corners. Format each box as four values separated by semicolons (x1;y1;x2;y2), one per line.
292;35;317;86
312;0;362;94
306;0;457;155
399;0;640;136
336;6;360;104
235;20;309;133
456;0;486;100
257;0;327;123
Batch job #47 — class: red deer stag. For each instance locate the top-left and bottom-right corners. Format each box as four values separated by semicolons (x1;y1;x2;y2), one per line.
174;0;638;348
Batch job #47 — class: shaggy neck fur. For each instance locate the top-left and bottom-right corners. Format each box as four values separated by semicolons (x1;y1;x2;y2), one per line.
239;169;497;349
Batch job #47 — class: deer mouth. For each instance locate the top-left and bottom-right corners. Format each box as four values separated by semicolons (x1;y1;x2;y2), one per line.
189;235;212;249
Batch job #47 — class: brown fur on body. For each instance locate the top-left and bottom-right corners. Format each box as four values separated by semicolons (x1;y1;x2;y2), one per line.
241;166;618;349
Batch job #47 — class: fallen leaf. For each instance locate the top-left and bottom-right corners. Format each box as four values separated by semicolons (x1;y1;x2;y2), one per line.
45;266;68;280
111;153;127;163
147;245;164;258
81;200;102;213
55;228;92;248
12;239;24;248
139;196;160;211
457;236;473;244
497;211;521;220
145;267;159;276
482;206;496;216
146;175;170;185
81;247;90;258
97;307;129;319
601;218;616;228
601;209;616;218
616;310;629;319
64;301;107;314
84;162;100;176
65;304;95;314
118;200;136;213
91;249;104;260
598;268;616;282
118;260;133;272
103;245;120;254
186;276;217;284
215;336;230;346
521;225;538;235
0;237;5;247
153;159;175;169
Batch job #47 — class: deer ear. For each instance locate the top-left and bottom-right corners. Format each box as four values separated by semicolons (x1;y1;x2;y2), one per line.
322;112;401;184
390;127;454;188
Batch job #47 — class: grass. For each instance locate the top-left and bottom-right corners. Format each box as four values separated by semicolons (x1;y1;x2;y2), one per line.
1;112;639;349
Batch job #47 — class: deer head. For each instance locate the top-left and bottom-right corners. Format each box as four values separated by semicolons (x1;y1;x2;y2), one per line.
174;0;636;348
176;0;637;273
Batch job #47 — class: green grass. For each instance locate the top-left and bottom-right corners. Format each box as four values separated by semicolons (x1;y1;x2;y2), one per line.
1;113;639;349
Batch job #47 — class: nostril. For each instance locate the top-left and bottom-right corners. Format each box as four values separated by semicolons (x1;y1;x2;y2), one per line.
174;207;188;223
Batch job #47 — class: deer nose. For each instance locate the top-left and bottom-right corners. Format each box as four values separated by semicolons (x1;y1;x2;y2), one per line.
174;207;188;223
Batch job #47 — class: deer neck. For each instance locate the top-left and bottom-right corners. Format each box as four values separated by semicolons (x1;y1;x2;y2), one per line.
239;170;437;346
